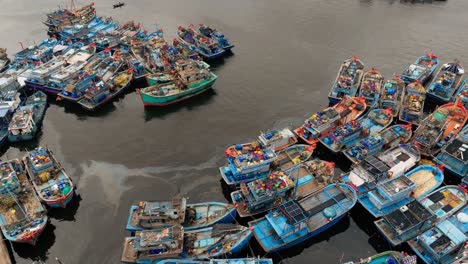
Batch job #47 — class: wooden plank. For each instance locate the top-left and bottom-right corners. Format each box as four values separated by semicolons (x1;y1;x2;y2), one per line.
0;235;12;264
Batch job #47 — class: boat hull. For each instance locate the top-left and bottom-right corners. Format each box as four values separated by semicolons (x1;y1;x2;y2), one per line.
44;189;75;208
252;213;347;253
25;81;62;94
140;83;214;107
125;203;236;232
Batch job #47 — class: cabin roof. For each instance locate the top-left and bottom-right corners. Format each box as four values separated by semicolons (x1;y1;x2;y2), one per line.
279;200;308;225
383;200;433;232
445;138;468;162
362;155;390;175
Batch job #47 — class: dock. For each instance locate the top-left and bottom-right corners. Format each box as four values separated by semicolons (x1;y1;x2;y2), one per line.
0;235;11;264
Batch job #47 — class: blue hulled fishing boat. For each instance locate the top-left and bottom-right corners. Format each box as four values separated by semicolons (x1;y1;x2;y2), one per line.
0;159;48;244
8;91;48;142
198;24;234;51
158;258;273;264
328;57;365;104
126;197;235;232
434;124;468;178
258;128;297;152
249;183;357;253
379;74;406;117
401;53;440;84
320;108;393;153
358;165;444;217
121;224;252;263
231;160;334;217
427;60;464;104
455;79;468;109
0;80;21;145
358;68;384;109
78;69;133;111
294;96;367;145
23;147;74;208
177;25;225;60
408;205;468;264
343;124;413;164
336;144;420;194
220;141;277;186
375;185;467;246
399;81;427;126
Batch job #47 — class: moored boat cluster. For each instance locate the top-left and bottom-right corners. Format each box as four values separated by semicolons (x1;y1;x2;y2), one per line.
121;53;468;263
0;2;234;114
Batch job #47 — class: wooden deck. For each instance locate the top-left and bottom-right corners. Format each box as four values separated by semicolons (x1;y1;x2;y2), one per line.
0;235;11;264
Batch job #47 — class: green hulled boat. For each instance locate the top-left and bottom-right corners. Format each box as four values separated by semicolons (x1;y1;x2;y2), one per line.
139;61;216;106
8;91;47;142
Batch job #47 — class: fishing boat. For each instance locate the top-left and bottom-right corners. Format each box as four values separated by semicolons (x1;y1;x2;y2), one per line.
399;81;427;126
78;69;133;110
139;60;217;106
158;257;273;264
249;183;357;253
177;25;225;60
0;159;48;244
258;128;298;152
23;55;70;92
294;96;367;145
126;197;235;232
198;24;234;51
8;91;47;142
130;41;162;75
401;53;440;84
22;147;74;208
358;68;384;108
455;79;468;110
44;2;96;37
343;124;413;164
408;205;468;264
320;108;393;153
220;141;277;186
343;251;417;264
375;185;467;246
434;124;468;178
335;144;421;194
231;160;333;217
56;72;97;102
38;45;96;95
358;165;444;217
121;224;252;263
427;61;464;104
0;48;10;72
0;79;21;145
379;74;406;117
411;100;468;157
328;57;365;104
172;38;202;61
271;144;314;171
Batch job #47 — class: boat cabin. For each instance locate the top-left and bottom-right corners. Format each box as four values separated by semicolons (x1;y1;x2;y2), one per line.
376;186;467;245
413;206;468;263
367;175;416;210
348;155;391;188
8;106;34;136
435;125;468;176
258;128;296;151
121;226;184;262
239;171;294;212
131;198;187;228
